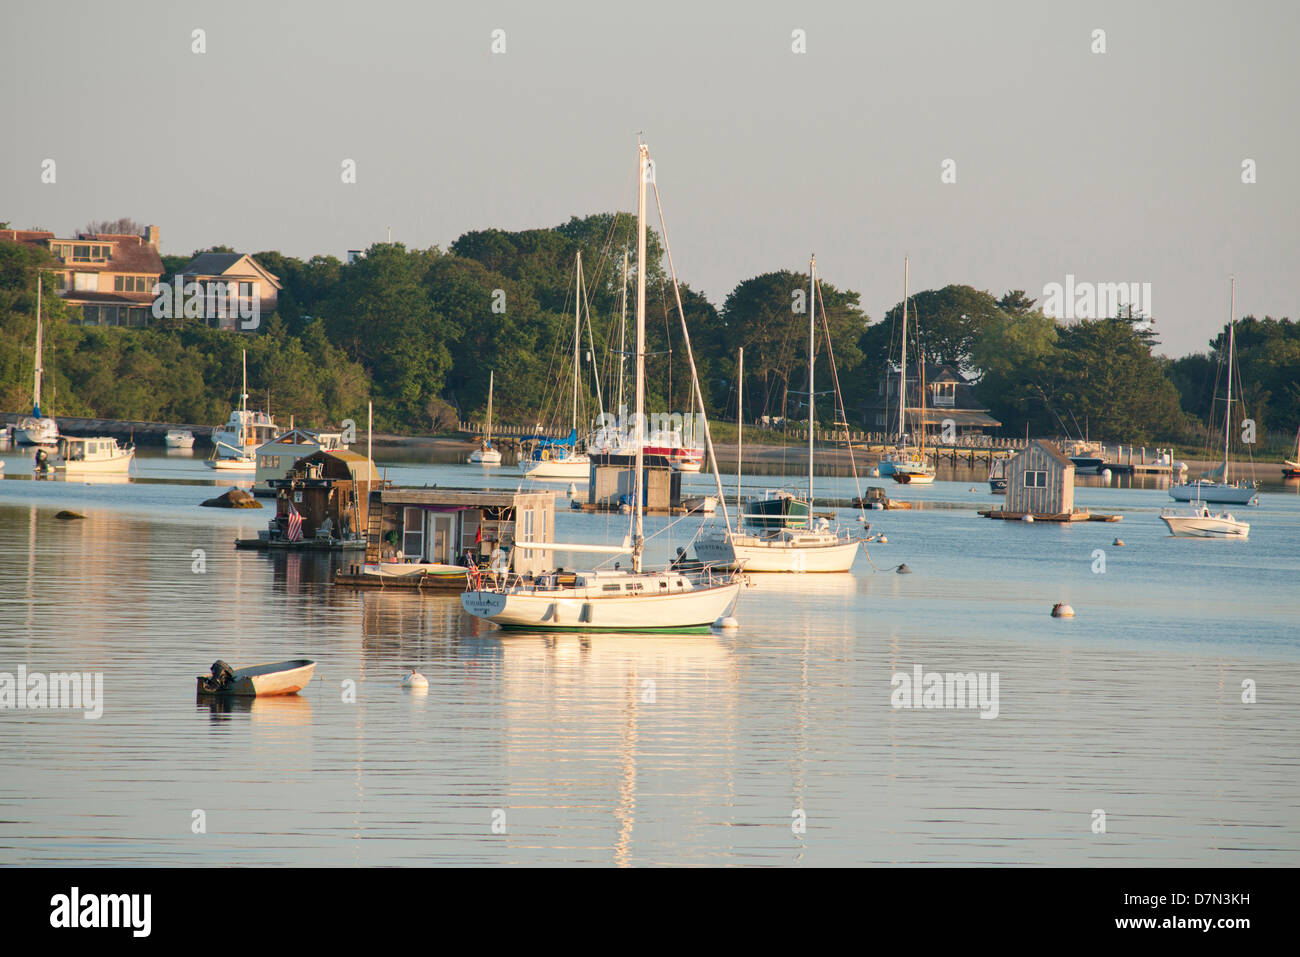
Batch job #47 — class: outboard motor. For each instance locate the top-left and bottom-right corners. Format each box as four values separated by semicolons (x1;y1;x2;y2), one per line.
198;660;236;693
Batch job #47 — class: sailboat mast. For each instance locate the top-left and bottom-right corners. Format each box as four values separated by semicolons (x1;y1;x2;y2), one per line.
736;347;744;513
241;348;248;449
899;257;909;441
617;247;628;419
808;256;816;506
1224;278;1235;482
33;273;43;417
633;144;649;573
572;253;581;435
486;370;494;443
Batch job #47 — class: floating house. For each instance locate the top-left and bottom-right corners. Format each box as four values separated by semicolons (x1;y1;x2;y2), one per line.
253;427;350;495
334;488;556;589
236;448;383;550
980;439;1120;523
585;453;681;512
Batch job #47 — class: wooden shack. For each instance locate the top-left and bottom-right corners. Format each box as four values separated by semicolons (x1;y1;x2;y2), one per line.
980;439;1117;522
236;448;382;549
334;487;556;589
587;453;680;512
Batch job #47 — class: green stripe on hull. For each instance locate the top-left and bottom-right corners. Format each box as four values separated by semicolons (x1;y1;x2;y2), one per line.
492;622;713;634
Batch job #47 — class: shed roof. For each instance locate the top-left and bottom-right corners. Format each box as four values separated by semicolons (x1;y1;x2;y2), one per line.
1017;439;1074;468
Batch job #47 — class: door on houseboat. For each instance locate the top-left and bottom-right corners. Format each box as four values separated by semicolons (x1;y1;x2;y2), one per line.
428;513;456;563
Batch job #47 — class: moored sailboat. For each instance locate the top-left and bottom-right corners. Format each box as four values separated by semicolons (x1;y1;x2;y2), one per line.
470;370;503;464
15;274;59;446
462;140;741;631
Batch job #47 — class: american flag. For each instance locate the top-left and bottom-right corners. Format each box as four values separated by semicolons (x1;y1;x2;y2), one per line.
286;504;303;542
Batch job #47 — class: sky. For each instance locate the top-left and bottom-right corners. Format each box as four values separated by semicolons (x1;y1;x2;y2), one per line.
2;0;1297;358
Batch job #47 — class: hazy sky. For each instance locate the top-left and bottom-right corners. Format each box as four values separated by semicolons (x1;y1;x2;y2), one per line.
3;0;1297;357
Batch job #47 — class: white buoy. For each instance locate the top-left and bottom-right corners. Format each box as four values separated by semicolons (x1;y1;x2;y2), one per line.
401;669;428;688
1022;514;1034;523
1113;538;1124;547
869;467;880;477
1051;603;1075;618
878;535;888;543
713;616;740;630
1101;468;1112;481
568;483;578;498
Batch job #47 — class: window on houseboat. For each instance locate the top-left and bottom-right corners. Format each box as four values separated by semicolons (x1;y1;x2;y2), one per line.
402;507;424;559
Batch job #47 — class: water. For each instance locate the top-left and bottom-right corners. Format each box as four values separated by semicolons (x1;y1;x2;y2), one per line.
1;447;1298;865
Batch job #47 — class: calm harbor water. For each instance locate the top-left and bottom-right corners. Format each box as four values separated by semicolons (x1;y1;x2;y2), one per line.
1;446;1298;866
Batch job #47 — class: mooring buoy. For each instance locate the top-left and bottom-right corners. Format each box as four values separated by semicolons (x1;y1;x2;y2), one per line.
1022;514;1035;523
896;563;911;574
1113;538;1124;547
713;616;740;630
1051;603;1075;618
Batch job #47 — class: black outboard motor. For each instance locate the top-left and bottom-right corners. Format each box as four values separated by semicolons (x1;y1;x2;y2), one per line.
198;660;236;693
34;448;49;473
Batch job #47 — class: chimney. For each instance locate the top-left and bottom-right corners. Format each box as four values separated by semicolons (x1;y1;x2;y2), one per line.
145;224;160;248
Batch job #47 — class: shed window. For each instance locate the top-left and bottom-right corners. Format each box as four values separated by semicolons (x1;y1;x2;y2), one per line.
1024;469;1047;488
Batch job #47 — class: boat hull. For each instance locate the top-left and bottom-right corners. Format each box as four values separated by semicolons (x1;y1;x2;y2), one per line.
164;432;195;448
15;421;59;446
519;457;590;479
695;532;861;572
55;449;134;473
196;659;316;696
1161;516;1249;538
462;581;740;632
891;470;935;485
470;449;502;465
1169;482;1256;505
207;456;257;471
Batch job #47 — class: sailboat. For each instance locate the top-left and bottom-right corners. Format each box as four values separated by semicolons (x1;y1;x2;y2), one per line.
694;257;864;573
1281;426;1300;478
519;253;594;479
461;140;742;631
1169;279;1257;505
207;350;259;471
878;258;930;480
14;275;60;446
470;370;503;464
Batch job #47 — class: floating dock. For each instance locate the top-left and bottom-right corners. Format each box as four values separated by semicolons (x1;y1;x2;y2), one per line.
979;509;1121;523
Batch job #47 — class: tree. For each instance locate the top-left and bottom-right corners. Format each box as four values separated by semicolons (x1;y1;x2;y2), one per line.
81;218;145;237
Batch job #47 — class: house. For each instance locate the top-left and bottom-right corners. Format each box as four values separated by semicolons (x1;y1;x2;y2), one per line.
863;362;1001;439
0;225;163;327
1005;439;1075;516
175;252;281;331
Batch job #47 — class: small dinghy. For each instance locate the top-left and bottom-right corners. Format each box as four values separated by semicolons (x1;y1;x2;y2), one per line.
196;659;316;697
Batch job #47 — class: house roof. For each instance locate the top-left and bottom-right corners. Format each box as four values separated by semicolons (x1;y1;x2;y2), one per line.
179;252;281;289
298;448;381;483
379;488;543;508
0;230;162;275
906;409;1002;428
1018;439;1074;468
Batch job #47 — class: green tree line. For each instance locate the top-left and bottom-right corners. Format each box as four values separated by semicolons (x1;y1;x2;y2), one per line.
2;215;1297;446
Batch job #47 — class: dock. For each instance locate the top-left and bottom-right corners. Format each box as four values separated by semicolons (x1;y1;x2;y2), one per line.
979;509;1122;523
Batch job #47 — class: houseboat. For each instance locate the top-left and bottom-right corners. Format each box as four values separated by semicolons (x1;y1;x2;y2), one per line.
334;487;556;590
236;448;382;551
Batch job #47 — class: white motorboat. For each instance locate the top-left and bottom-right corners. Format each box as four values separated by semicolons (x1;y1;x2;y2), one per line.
1161;503;1249;538
463;140;742;632
470;370;504;464
693;259;865;574
164;429;195;448
46;436;135;473
1169;280;1258;506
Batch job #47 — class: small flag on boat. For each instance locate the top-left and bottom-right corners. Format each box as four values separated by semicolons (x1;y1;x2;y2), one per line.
475;524;482;544
286;504;303;542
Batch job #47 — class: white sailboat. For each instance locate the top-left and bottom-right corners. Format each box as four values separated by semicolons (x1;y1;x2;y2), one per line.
207;350;259;471
14;275;59;446
1169;279;1257;505
462;140;742;632
470;370;503;464
1283;426;1300;479
694;258;864;573
519;254;593;479
889;259;936;485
